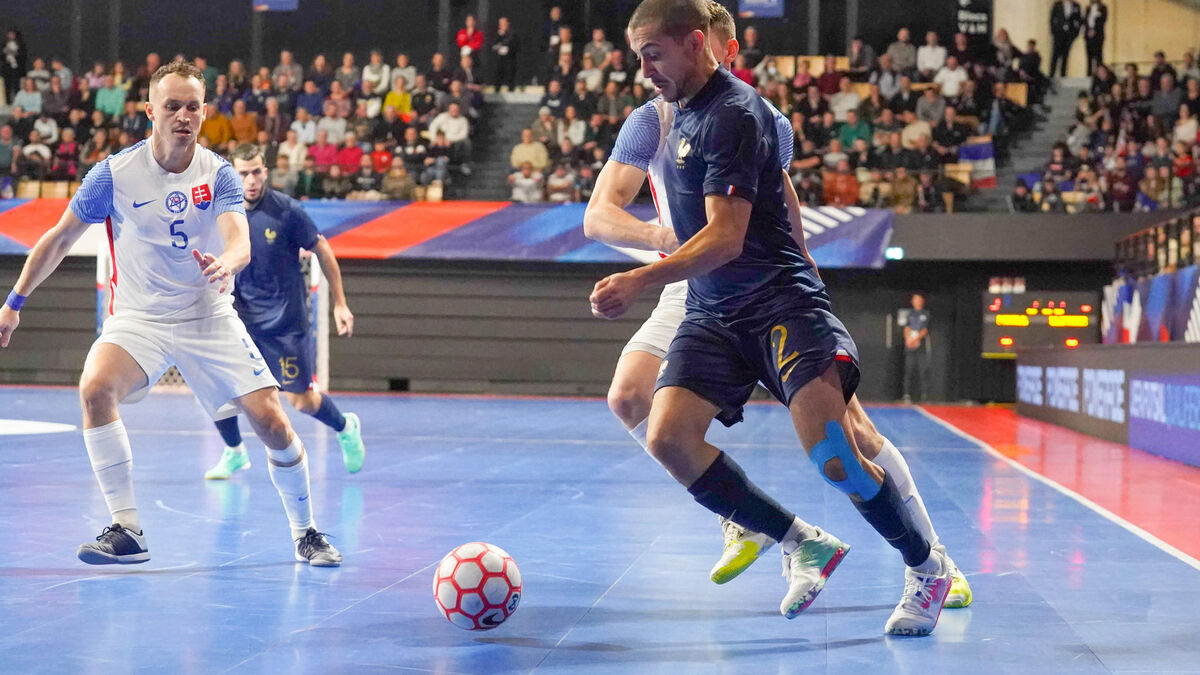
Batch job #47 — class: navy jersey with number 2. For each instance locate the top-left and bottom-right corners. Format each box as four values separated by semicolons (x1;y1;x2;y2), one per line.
655;68;860;426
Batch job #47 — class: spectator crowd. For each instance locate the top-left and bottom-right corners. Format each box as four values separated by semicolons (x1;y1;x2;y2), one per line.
506;13;1041;212
0;19;506;201
1016;49;1200;214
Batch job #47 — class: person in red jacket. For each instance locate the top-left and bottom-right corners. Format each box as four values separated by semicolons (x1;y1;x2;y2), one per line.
456;15;484;56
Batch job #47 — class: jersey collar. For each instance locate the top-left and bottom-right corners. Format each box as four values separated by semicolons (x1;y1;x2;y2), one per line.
678;67;725;111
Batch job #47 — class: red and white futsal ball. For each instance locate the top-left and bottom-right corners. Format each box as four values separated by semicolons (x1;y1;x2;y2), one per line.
433;542;522;630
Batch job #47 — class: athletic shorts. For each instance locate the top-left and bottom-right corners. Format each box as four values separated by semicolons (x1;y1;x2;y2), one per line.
92;311;280;420
656;302;860;427
620;280;689;359
247;329;316;394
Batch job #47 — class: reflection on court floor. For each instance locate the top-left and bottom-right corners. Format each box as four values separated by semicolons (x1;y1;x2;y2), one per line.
0;387;1196;673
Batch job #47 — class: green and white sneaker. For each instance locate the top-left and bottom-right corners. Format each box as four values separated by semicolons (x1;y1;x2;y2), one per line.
337;412;365;473
204;445;250;480
780;526;850;619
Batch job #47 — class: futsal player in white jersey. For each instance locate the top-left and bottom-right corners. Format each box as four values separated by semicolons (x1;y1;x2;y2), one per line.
0;62;341;567
584;2;971;609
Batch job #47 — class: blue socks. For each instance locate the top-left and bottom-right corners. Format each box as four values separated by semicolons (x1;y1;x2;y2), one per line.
852;473;931;567
214;416;243;448
687;451;796;543
311;395;346;432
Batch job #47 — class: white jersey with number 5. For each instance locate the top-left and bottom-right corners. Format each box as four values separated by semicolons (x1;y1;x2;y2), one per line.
70;140;246;322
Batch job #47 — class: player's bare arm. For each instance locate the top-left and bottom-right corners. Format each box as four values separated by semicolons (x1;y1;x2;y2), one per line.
312;235;354;337
0;209;93;348
193;210;251;294
584;160;679;253
590;193;750;319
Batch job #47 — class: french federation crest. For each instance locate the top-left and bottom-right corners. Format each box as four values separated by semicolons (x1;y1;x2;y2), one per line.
191;184;212;210
676;138;692;169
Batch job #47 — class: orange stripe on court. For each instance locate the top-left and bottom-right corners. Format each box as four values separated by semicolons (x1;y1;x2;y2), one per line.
327;201;510;259
0;199;71;247
923;404;1200;563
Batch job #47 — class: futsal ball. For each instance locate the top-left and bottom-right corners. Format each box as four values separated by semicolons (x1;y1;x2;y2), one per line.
433;542;522;630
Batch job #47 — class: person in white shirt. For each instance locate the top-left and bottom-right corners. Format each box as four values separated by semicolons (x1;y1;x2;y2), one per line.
916;31;946;82
289;107;317;144
828;76;861;122
429;102;472;168
361;49;390;94
0;61;342;568
933;56;969;98
278;128;308;168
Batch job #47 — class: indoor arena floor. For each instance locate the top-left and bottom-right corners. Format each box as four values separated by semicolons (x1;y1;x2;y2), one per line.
1;387;1197;674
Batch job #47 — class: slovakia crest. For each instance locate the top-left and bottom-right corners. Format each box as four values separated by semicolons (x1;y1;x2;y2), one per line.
191;184;212;211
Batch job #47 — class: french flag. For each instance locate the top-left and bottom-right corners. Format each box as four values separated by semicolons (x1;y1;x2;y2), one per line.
958;138;996;189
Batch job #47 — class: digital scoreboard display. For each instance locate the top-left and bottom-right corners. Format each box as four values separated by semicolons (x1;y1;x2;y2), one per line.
982;291;1101;359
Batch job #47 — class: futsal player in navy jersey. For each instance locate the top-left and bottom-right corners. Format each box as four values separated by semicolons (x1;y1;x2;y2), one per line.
590;0;952;635
204;143;365;479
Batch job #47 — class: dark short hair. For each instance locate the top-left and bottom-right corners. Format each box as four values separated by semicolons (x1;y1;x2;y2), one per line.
231;143;264;163
628;0;709;42
149;60;205;92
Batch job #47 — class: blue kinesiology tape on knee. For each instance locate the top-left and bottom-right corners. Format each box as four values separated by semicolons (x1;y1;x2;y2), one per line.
808;420;881;500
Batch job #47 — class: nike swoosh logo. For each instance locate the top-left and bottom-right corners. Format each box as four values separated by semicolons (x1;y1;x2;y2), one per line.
132;200;154;208
298;495;308;502
253;367;267;376
480;613;502;627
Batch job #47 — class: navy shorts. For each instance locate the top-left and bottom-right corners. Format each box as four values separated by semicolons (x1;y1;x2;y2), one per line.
656;303;860;427
249;330;315;394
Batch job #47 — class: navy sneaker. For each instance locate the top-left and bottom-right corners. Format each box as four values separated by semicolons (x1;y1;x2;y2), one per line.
295;528;342;567
77;524;150;565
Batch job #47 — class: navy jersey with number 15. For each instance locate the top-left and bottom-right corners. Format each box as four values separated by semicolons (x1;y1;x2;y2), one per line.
662;68;826;320
232;188;321;335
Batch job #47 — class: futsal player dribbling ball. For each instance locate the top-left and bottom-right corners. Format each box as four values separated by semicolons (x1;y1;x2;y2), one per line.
203;143;365;481
0;62;341;567
589;0;956;634
587;0;970;613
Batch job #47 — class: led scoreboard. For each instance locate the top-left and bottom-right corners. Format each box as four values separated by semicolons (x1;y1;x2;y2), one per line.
982;291;1100;359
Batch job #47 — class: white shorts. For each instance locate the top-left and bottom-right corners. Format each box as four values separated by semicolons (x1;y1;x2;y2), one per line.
92;311;280;420
620;280;688;359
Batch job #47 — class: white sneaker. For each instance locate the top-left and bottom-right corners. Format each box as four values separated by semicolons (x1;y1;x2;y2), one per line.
780;527;850;619
885;548;952;636
710;516;774;584
933;544;973;608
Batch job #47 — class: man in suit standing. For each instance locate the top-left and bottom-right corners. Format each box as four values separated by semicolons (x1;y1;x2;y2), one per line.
1050;0;1084;78
902;294;931;403
1084;0;1108;77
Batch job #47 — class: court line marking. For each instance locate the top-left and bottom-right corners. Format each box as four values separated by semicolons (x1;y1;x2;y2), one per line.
914;405;1200;573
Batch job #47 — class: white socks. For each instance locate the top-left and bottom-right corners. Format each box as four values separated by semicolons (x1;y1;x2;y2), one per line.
780;517;820;554
228;442;247;455
266;433;315;539
83;420;140;532
873;438;939;550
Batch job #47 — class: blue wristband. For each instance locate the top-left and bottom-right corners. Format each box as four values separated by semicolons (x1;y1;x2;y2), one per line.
5;291;26;311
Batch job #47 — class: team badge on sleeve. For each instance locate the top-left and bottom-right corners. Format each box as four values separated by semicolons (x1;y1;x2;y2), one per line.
191;184;212;210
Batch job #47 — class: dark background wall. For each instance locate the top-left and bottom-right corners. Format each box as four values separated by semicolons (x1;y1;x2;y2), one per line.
11;0;990;87
0;254;1111;404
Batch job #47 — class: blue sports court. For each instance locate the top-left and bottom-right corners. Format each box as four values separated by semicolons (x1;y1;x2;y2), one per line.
2;387;1195;673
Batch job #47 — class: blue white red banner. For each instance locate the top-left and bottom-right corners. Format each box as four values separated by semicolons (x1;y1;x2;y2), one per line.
958;137;996;189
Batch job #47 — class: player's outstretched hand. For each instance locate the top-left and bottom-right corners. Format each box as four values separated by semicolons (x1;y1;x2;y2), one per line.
0;306;19;349
590;272;644;320
334;303;354;337
192;249;233;294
